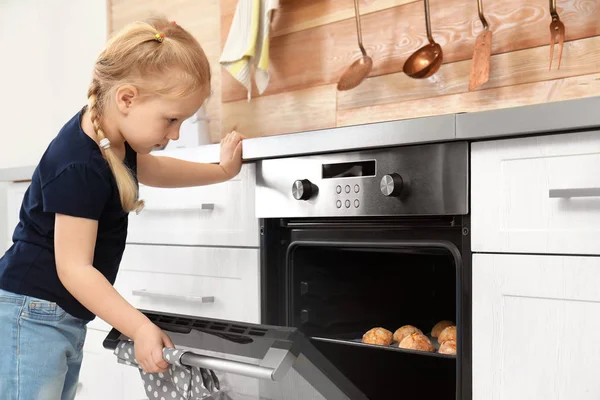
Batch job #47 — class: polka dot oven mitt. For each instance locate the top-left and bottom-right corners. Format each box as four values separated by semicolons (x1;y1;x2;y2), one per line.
114;340;221;400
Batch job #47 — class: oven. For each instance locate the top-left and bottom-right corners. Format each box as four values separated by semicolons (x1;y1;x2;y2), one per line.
257;141;472;400
103;141;471;400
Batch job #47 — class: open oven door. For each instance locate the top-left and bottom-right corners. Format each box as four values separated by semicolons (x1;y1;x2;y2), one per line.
103;310;369;400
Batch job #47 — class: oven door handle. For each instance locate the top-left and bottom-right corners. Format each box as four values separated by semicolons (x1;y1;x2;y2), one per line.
180;347;294;381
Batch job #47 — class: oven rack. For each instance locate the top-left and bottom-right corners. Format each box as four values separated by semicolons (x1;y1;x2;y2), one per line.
310;332;456;359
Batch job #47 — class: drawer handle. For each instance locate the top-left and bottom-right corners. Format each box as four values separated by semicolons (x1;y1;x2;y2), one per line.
142;203;215;211
132;289;215;304
549;188;600;198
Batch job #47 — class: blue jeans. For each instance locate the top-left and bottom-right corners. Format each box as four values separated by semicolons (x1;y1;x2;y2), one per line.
0;288;87;400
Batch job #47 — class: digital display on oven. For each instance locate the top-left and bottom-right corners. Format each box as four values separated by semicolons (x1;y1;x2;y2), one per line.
321;160;376;179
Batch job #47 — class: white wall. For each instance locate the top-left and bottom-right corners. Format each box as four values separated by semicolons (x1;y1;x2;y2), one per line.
0;0;107;169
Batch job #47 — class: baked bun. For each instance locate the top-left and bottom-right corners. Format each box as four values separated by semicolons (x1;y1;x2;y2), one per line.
393;325;422;343
431;320;454;338
438;326;457;344
398;332;435;353
439;340;457;355
362;328;393;346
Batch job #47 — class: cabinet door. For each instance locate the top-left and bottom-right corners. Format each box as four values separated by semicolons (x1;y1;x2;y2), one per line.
77;328;147;400
473;254;600;400
77;329;124;400
472;131;600;255
120;365;148;400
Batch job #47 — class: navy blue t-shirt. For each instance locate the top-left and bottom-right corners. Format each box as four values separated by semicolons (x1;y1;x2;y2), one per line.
0;108;137;321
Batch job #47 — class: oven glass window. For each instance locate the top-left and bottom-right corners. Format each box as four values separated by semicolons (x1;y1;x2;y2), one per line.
288;244;458;399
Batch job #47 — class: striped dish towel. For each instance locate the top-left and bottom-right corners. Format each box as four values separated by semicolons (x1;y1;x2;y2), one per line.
220;0;279;101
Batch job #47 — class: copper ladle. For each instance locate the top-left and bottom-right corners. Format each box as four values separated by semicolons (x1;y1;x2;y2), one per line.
337;0;373;91
403;0;443;79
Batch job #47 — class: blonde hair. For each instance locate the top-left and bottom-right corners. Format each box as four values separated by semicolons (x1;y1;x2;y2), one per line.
88;17;211;213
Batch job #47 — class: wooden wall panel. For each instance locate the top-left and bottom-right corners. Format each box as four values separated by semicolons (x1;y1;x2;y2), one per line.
221;0;417;40
338;34;600;110
337;72;600;126
221;84;337;137
221;0;600;103
113;0;600;142
106;0;113;36
219;0;600;139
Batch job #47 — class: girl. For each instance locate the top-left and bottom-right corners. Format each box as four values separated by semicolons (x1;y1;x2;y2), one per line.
0;17;243;400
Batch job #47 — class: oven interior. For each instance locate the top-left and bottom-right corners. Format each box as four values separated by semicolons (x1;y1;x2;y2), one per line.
286;242;459;399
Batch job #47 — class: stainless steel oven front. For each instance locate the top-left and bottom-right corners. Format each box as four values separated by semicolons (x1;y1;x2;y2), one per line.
102;141;471;400
257;141;472;400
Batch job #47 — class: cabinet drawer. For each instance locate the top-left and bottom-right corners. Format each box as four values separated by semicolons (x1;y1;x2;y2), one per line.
127;164;258;247
472;131;600;255
114;244;260;323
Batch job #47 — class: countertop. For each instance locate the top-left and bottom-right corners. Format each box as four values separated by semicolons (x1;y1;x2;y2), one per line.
2;95;600;182
241;95;600;161
0;166;37;183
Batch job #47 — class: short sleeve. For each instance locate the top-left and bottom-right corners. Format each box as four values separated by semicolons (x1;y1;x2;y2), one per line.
42;164;112;220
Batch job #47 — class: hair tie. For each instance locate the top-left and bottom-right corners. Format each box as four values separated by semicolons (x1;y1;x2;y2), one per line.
171;21;177;25
154;33;165;43
99;138;111;150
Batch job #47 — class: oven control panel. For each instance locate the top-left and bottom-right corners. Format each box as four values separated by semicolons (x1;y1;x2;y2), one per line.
255;142;468;218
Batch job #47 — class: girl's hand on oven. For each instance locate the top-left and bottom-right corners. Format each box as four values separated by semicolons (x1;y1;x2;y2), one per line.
132;322;174;373
219;130;245;179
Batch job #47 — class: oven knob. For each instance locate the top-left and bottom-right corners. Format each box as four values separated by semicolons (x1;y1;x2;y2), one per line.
292;179;317;201
380;173;404;197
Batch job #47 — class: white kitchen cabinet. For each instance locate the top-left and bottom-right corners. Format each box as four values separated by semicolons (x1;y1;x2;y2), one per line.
88;243;262;332
115;244;261;324
120;365;151;400
3;182;29;251
127;163;258;248
78;245;261;399
77;328;147;400
472;253;600;400
472;131;600;255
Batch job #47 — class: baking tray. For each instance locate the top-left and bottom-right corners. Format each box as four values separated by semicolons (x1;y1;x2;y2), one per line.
310;332;456;359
